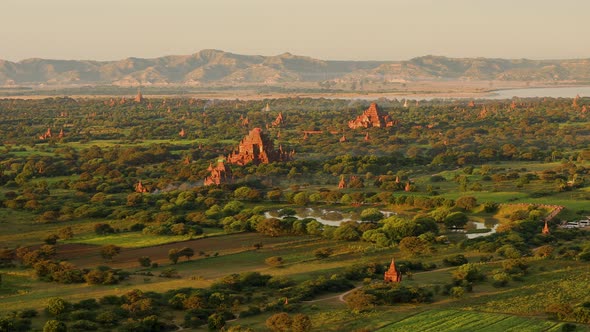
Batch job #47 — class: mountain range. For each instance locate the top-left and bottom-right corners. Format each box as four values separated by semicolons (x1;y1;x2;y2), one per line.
1;49;590;86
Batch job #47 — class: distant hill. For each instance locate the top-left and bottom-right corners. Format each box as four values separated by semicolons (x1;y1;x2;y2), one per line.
1;50;590;86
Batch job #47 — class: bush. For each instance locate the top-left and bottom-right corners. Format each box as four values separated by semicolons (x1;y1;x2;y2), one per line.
442;254;468;266
43;320;67;332
46;298;70;316
94;223;115;235
313;248;333;259
265;256;284;267
138;256;151;267
71;319;99;331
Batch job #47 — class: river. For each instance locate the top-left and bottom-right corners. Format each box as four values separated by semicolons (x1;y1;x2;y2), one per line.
487;86;590;99
349;85;590;101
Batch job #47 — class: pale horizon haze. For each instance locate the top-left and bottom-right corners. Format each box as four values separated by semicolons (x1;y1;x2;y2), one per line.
2;0;589;62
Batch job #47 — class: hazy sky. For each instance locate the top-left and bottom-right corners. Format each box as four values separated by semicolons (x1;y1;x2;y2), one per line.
3;0;589;62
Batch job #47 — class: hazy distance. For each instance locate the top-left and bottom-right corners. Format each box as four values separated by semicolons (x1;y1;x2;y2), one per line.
2;0;589;62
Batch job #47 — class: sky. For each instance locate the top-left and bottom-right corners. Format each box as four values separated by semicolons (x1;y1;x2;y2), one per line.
2;0;589;62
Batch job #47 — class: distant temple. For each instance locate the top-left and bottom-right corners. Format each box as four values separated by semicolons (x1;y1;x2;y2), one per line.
204;158;233;186
272;112;284;127
58;129;64;139
348;103;393;129
510;101;517;110
573;94;580;108
134;89;144;103
135;180;148;193
404;181;412;192
384;258;402;283
38;128;52;140
227;128;293;166
338;176;347;189
179;128;186;137
542;220;550;235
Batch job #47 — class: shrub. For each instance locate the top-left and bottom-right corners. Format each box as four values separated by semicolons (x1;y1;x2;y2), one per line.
265;256;284;267
313;248;333;259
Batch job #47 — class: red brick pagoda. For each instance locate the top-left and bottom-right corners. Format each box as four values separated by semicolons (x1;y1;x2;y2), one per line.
384;258;402;283
204;158;233;186
348;103;394;129
227;128;293;166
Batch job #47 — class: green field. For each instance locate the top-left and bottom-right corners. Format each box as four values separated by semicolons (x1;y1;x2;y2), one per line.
377;309;572;332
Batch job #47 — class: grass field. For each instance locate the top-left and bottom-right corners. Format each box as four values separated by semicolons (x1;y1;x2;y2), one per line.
376;309;570;332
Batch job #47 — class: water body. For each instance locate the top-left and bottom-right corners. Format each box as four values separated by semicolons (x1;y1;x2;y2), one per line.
465;222;499;239
265;209;499;238
487;86;590;99
349;85;590;101
264;208;395;226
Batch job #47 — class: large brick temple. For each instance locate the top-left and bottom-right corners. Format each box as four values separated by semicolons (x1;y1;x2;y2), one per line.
348;103;394;129
227;128;293;166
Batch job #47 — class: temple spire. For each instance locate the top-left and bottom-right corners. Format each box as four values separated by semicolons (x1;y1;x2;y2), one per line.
542;220;550;235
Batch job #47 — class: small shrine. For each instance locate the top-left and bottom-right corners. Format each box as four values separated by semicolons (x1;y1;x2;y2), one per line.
272;112;284;127
135;180;148;193
384;258;402;283
542;220;550;235
38;128;52;140
134;89;144;103
338;176;347;189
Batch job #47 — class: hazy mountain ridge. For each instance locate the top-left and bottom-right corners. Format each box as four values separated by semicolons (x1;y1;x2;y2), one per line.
1;50;589;86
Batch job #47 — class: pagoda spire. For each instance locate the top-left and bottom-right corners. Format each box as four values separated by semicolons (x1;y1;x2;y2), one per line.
384;257;402;282
542;220;550;235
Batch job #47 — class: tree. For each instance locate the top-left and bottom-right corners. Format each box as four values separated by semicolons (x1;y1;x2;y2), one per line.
452;263;485;283
43;320;67;332
100;245;121;261
443;254;468;266
256;218;283;237
313;248;333;259
293;192;309;206
178;247;194;261
333;221;361;241
443;212;468;229
345;289;375;313
46;297;69;316
455;196;477;211
360;208;384;222
57;227;74;240
291;314;312;332
168;249;180;264
265;256;284;267
94;223;115;235
43;234;59;245
138;256;151;267
399;236;431;256
207;313;225;330
266;312;292;332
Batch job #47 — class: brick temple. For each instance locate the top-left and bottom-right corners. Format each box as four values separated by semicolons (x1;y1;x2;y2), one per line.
348;103;394;129
384;258;402;283
227;128;293;166
204;158;233;186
